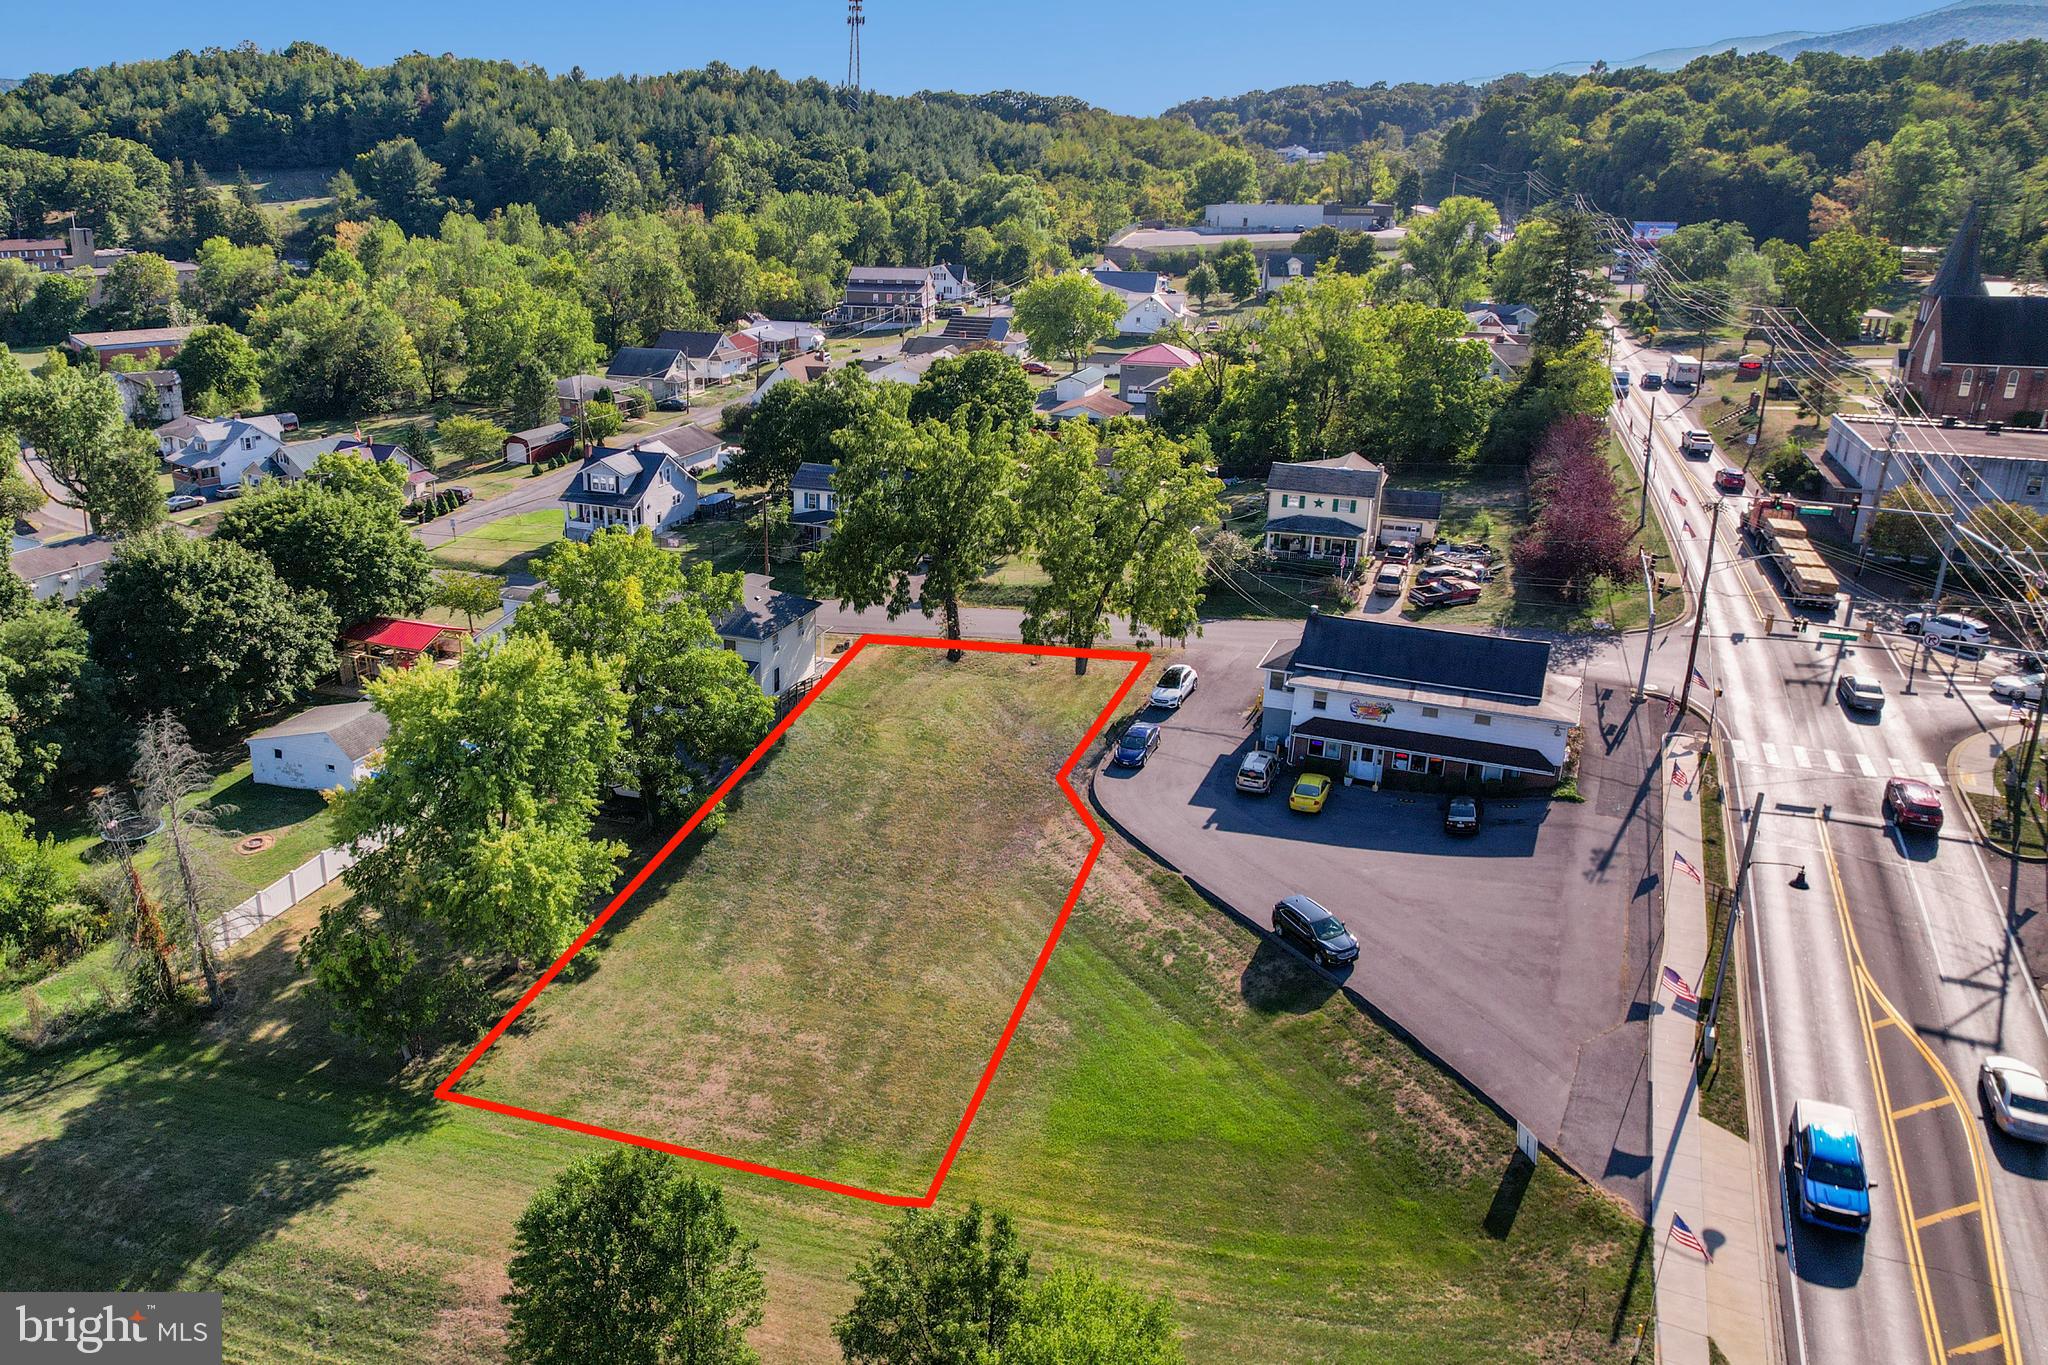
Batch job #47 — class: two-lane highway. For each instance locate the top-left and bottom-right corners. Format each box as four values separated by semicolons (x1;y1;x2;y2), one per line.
1612;331;2048;1365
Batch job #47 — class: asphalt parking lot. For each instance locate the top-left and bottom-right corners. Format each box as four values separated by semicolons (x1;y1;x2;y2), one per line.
1093;643;1663;1206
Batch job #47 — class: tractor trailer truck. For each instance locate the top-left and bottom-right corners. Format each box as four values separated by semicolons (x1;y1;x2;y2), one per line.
1746;499;1841;610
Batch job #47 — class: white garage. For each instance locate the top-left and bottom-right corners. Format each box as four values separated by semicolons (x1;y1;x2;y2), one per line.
247;702;389;792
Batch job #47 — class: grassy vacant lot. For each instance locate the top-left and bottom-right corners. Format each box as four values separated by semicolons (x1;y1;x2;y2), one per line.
428;509;564;576
0;648;1650;1362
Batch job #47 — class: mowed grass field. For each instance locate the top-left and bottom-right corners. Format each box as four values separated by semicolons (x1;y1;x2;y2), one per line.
0;649;1651;1363
457;645;1127;1199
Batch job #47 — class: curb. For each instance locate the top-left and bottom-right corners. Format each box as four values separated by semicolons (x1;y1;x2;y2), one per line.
1945;733;2048;863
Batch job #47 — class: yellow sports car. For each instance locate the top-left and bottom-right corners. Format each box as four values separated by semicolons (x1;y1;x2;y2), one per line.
1288;772;1333;814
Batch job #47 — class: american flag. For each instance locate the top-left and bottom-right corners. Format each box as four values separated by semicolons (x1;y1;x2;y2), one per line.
1671;762;1690;789
1672;851;1704;885
1683;520;1697;537
1670;488;1688;506
1670;1213;1711;1260
1693;666;1711;691
1661;965;1700;1004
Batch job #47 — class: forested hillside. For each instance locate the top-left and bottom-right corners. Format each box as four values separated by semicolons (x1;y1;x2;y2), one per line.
1435;42;2048;263
1165;79;1496;150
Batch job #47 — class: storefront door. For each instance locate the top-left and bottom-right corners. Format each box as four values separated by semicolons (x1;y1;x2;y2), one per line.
1346;745;1380;781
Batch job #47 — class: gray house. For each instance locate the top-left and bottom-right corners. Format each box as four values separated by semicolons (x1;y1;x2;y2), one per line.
561;446;699;541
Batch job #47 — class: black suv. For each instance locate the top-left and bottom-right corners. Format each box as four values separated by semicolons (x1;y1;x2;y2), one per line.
1271;895;1359;969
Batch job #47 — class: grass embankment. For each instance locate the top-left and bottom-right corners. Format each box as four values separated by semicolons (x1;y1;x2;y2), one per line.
0;648;1650;1362
1971;737;2048;859
428;509;565;576
1693;749;1747;1138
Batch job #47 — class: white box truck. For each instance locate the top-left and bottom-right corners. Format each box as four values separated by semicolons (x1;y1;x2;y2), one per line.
1665;356;1702;390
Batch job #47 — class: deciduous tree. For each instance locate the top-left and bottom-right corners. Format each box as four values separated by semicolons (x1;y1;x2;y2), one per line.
833;1204;1028;1364
907;350;1034;432
505;1150;765;1365
216;479;436;626
0;363;164;536
1011;273;1122;371
807;413;1019;657
1003;1267;1185;1365
80;533;336;737
169;322;264;415
1399;195;1499;308
1022;425;1222;671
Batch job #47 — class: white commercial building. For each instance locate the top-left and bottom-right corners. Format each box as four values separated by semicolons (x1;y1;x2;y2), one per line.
1258;615;1579;788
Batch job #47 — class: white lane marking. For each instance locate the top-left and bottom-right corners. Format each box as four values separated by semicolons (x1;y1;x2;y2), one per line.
1857;753;1878;777
1727;738;1750;764
1763;742;1782;767
1922;762;1943;786
1792;745;1812;769
1824;749;1844;773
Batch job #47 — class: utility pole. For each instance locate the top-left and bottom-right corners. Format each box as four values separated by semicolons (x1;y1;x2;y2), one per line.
1639;395;1657;530
1678;498;1723;715
1906;514;1959;693
1701;791;1766;1062
1745;341;1777;470
1847;423;1900;628
2012;638;2048;855
1637;548;1657;702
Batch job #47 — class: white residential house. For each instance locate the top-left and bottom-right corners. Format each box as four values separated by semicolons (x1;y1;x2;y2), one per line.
750;354;832;405
247;701;389;792
112;369;184;423
1261;453;1385;568
928;263;973;302
561;446;699;542
1053;365;1111;404
630;423;730;476
1261;254;1316;295
156;413;289;496
717;575;824;700
259;435;436;504
1114;292;1189;337
791;461;837;546
652;330;751;382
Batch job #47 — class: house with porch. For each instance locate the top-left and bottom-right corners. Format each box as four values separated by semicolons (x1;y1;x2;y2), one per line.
1261;453;1385;569
339;617;473;686
653;329;751;383
717;575;824;701
261;434;436;504
158;413;290;496
834;266;938;327
1258;615;1579;790
792;462;837;546
561;445;700;542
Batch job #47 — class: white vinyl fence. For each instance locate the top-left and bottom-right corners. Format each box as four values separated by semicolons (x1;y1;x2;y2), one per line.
206;844;358;955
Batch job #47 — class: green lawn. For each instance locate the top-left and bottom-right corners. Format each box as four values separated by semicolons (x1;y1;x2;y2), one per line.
1694;749;1747;1138
0;648;1650;1362
428;509;565;576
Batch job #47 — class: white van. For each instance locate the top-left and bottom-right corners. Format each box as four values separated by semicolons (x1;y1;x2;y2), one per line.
1903;611;1989;658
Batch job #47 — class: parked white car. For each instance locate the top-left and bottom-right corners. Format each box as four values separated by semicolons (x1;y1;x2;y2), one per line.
1991;673;2045;704
1981;1056;2048;1143
1150;663;1199;709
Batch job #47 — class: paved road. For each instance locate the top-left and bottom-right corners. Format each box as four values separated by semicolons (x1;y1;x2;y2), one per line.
1616;331;2048;1365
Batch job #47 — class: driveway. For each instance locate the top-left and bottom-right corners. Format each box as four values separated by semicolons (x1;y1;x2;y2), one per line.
1092;646;1664;1207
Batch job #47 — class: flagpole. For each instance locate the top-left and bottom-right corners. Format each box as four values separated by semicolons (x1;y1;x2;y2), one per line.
1653;1222;1675;1297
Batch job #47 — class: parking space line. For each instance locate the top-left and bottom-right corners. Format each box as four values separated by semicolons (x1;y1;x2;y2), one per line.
1726;738;1749;763
1912;1200;1982;1231
1922;763;1944;785
1793;745;1812;768
1824;749;1844;773
1858;753;1879;777
1947;1334;2005;1358
1763;741;1782;767
1890;1095;1954;1121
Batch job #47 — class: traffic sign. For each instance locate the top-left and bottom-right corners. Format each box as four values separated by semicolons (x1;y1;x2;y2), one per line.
1796;505;1834;519
1819;630;1857;642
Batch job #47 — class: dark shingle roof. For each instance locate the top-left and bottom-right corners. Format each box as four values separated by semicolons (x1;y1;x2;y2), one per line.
940;315;1009;342
1382;488;1444;519
792;462;836;493
1266;515;1368;538
1089;268;1162;296
1291;615;1551;705
1267;453;1383;498
564;448;677;509
1927;203;1989;301
717;584;823;641
1292;716;1554;774
608;347;682;379
1935;295;2048;367
651;330;732;359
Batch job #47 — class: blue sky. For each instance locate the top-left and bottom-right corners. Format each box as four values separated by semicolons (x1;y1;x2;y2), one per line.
8;1;1941;115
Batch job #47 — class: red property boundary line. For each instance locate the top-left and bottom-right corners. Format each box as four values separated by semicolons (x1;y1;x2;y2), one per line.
435;633;1151;1208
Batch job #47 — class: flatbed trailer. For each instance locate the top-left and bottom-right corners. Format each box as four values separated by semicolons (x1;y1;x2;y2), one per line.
1746;501;1842;609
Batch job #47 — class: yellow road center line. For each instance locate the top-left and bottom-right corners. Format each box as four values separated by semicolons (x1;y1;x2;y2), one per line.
1893;1095;1957;1121
1948;1334;2006;1358
1914;1200;1983;1231
1818;820;1944;1365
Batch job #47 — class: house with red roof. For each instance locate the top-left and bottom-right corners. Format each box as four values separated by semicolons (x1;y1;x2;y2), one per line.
1118;342;1201;415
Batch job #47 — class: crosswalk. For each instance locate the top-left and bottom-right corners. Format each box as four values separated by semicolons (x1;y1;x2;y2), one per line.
1722;737;1940;785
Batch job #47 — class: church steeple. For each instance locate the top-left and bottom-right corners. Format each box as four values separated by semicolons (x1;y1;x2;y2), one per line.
1926;202;1989;301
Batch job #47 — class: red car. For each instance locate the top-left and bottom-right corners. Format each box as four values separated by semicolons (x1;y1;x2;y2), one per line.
1883;778;1944;833
1714;468;1747;494
1022;361;1053;376
1411;583;1483;609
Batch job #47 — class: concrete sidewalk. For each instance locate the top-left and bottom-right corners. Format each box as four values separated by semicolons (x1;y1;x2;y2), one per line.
1655;735;1776;1365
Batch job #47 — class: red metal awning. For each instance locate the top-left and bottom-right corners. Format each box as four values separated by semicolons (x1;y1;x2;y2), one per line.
343;617;459;652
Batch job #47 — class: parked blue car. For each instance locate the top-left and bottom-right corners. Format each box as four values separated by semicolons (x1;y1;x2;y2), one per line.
1112;722;1161;769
